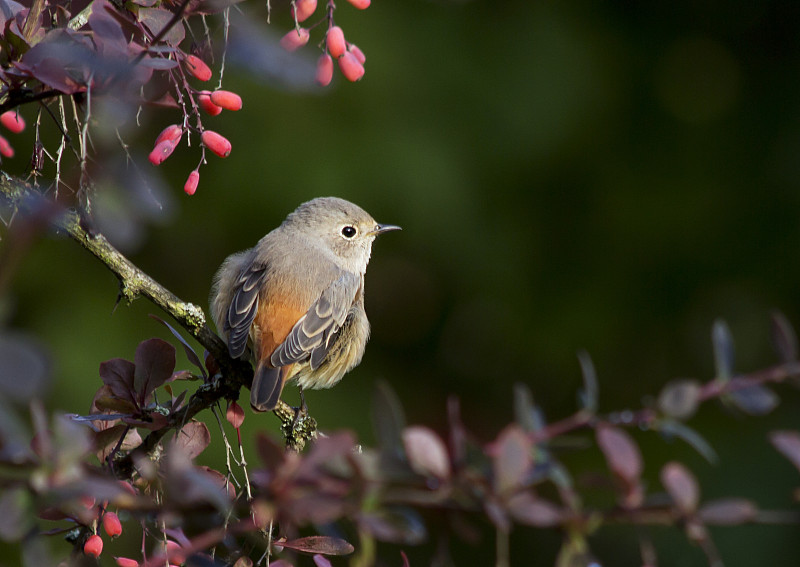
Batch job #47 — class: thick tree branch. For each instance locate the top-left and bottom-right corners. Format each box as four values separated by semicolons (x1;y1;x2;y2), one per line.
0;174;317;459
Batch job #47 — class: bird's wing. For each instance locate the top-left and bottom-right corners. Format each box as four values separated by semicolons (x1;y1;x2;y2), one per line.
225;262;267;358
270;271;360;370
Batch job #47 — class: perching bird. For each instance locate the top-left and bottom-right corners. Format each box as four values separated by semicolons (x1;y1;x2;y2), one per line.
210;197;400;411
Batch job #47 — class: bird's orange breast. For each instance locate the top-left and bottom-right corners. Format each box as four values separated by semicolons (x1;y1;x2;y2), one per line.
253;301;305;369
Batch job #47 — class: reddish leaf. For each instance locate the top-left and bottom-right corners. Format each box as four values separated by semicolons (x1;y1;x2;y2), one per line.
233;557;253;567
769;430;800;473
174;421;210;460
256;432;285;472
402;426;451;480
661;461;699;514
197;466;237;499
400;551;410;567
138;56;179;70
279;536;354;556
226;401;244;428
657;379;701;420
507;492;564;527
16;29;93;93
99;358;137;406
133;338;175;405
491;425;532;494
698;498;758;525
138;8;185;46
94;423;142;462
596;424;643;484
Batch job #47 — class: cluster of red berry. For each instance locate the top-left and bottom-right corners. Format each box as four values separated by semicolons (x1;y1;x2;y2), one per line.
280;0;370;85
147;55;244;195
0;110;25;158
78;487;127;560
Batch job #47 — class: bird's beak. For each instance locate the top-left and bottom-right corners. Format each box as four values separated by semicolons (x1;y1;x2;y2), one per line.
371;224;402;236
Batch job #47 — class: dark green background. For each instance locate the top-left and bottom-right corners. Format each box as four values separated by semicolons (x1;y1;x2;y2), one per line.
5;0;800;565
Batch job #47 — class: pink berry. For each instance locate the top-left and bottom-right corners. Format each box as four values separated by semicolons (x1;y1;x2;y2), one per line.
184;55;212;81
0;111;25;133
201;130;232;158
226;401;244;428
198;93;223;116
326;26;346;58
84;534;103;558
0;134;14;158
347;0;370;8
338;51;365;82
315;53;334;86
184;170;200;195
115;558;139;567
280;28;310;52
155;124;183;146
102;512;122;538
209;90;242;111
148;139;178;165
348;44;366;64
291;0;317;22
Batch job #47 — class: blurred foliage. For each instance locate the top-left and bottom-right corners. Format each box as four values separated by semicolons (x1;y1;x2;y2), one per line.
4;0;800;565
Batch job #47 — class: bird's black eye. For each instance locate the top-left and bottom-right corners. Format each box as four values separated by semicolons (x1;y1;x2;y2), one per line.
341;225;358;238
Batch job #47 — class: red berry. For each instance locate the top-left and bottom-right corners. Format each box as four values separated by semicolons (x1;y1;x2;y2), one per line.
84;535;103;558
201;130;232;158
226;401;245;428
338;51;365;82
291;0;317;22
209;90;242;111
148;139;178;165
280;28;310;52
103;511;122;538
184;170;200;195
0;134;14;158
347;0;370;8
116;558;139;567
0;111;25;133
316;53;334;86
326;26;346;58
349;44;366;64
184;55;212;82
165;540;186;565
155;124;183;146
198;93;223;116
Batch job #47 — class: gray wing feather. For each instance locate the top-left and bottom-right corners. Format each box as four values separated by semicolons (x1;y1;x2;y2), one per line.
270;272;359;369
226;264;267;358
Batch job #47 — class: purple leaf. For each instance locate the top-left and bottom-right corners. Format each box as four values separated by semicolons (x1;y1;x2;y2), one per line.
769;430;800;473
16;28;93;93
358;509;426;545
0;0;26;30
93;423;142;462
279;536;354;556
771;311;798;363
491;425;532;495
661;461;699;514
728;384;779;416
402;426;451;480
0;487;31;541
256;432;285;472
89;1;127;56
658;419;718;463
313;555;332;567
99;358;137;406
596;424;642;484
149;314;205;376
507;492;564;527
138;56;179;70
133;338;175;406
657;379;701;420
698;498;757;525
174;421;210;460
138;7;185;46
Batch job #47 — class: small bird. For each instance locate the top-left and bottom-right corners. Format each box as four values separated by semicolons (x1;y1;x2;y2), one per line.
210;197;400;411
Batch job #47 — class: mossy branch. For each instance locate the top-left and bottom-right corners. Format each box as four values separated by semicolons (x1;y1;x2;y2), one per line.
0;174;317;455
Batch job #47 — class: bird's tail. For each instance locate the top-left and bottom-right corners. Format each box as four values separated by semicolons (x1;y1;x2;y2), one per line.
250;363;291;411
